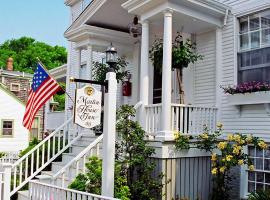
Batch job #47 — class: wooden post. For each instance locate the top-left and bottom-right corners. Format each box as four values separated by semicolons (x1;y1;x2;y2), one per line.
101;69;117;197
2;163;12;200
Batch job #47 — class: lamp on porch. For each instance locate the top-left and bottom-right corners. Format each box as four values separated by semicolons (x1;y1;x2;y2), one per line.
105;43;117;70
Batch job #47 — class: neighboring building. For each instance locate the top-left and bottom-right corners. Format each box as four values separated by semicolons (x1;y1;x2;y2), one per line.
0;58;44;140
62;0;270;199
44;64;67;132
0;83;29;153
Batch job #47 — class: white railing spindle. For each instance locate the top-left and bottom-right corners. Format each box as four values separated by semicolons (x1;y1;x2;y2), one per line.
29;180;119;200
52;135;103;187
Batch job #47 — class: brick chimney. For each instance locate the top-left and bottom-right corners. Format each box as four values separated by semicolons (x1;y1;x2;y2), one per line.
6;57;14;71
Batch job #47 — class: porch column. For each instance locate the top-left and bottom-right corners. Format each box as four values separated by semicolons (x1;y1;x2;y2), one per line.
160;9;173;139
139;20;150;128
86;44;93;80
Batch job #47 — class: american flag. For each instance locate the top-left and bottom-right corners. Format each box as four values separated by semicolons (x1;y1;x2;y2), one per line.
23;63;61;130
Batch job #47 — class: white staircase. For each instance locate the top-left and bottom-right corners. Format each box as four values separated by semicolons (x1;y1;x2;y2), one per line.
17;131;103;199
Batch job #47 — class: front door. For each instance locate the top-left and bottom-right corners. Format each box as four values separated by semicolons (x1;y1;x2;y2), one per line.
153;69;162;104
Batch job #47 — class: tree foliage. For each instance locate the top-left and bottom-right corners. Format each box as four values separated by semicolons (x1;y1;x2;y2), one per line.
92;57;129;83
116;105;163;200
0;37;67;73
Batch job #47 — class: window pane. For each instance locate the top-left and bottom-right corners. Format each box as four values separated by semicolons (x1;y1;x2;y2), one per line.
238;51;251;67
265;173;270;183
257;149;264;157
256;158;263;170
249;146;255;157
250;16;260;31
240;33;249;50
251;31;260;49
3;121;12;129
262;28;270;46
250;49;262;65
257;172;264;182
249;171;255;181
240;18;248;33
3;129;12;136
261;11;270;28
265;159;270;171
248;182;255;193
256;183;264;191
265;184;270;191
265;148;270;158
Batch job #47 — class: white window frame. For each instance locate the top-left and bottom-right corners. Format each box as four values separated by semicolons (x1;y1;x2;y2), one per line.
10;83;21;92
1;120;14;137
237;9;270;84
244;145;270;196
238;10;270;52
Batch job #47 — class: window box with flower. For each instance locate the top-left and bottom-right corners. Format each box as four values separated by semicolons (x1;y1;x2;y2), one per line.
222;82;270;114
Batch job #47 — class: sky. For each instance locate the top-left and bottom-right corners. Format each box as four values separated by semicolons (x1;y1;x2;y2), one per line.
0;0;69;47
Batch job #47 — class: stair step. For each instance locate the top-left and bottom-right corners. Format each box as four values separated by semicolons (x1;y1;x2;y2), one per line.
17;190;29;200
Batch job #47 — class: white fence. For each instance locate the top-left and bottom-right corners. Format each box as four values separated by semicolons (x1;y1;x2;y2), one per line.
0;152;19;164
0;164;12;200
145;104;217;135
29;180;119;200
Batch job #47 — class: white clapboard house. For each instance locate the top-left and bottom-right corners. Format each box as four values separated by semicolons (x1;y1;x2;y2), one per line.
0;84;29;153
3;0;270;200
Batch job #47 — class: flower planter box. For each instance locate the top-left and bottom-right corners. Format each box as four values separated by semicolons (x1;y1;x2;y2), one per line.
227;91;270;105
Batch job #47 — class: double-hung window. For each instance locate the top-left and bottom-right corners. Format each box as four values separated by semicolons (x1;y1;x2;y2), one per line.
238;10;270;84
248;146;270;192
1;120;13;137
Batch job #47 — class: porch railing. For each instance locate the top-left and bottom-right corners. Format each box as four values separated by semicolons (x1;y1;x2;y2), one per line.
29;180;119;200
145;104;217;135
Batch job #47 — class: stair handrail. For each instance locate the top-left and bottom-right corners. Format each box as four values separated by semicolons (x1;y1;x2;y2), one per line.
10;117;87;195
12;118;72;167
51;134;103;187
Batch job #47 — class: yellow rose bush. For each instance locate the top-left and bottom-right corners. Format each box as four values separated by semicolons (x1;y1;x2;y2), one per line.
174;123;268;200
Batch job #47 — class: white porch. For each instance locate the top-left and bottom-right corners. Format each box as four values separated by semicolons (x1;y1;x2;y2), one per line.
65;0;230;140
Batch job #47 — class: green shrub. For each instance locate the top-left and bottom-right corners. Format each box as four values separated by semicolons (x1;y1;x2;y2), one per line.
0;152;6;158
69;156;131;200
248;190;270;200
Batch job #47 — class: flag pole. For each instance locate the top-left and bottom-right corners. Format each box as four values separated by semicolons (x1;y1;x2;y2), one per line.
36;57;74;104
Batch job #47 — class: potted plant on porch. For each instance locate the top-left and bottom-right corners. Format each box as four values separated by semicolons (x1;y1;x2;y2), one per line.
149;32;203;103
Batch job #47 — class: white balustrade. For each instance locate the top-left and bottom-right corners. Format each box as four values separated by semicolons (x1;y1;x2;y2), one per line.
145;104;162;136
29;180;119;200
171;104;217;135
145;104;217;136
52;135;103;187
10;118;85;196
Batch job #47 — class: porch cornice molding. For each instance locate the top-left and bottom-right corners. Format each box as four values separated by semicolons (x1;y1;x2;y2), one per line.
122;0;231;16
65;0;107;36
66;25;136;49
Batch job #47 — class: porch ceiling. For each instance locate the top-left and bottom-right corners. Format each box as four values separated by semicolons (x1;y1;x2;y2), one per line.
85;0;134;33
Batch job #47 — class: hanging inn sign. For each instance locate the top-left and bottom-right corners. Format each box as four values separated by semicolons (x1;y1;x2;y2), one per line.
74;85;102;128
